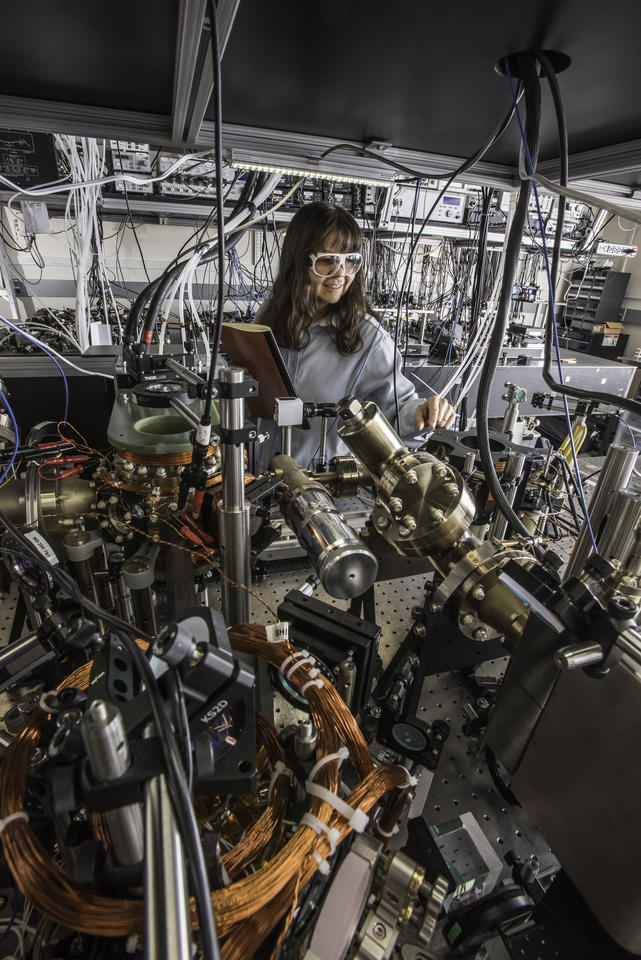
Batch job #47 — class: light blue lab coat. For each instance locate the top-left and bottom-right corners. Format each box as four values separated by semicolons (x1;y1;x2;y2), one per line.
257;314;428;470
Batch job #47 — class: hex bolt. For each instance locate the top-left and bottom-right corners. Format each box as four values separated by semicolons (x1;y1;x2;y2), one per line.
411;605;424;619
471;586;486;602
399;525;410;537
400;514;417;531
405;469;418;484
376;515;390;530
473;627;488;642
429;603;441;614
433;465;447;478
445;483;459;497
414;623;427;638
461;613;475;626
389;497;403;514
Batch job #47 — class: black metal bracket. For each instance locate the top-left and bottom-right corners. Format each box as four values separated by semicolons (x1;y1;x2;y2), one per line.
217;378;258;400
218;424;258;444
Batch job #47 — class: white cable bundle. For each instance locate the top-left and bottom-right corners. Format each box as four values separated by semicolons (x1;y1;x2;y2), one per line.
56;136;122;352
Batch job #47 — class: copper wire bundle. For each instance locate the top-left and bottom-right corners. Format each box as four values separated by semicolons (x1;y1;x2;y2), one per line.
0;627;411;958
117;448;218;467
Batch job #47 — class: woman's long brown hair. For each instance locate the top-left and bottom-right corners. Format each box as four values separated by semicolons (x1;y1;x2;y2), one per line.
260;201;376;354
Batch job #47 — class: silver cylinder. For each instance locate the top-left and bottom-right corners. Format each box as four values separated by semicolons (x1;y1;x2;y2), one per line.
502;402;519;437
565;445;639;580
81;700;144;866
596;488;641;568
293;719;317;760
218;366;251;625
280;425;292;457
337;658;357;709
144;771;192;960
123;555;158;635
273;455;378;599
488;452;526;541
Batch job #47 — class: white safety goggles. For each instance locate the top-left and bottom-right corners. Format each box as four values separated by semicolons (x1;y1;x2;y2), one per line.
308;251;363;278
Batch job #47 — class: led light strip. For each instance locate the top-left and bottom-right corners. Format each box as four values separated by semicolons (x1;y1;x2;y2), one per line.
230;160;390;188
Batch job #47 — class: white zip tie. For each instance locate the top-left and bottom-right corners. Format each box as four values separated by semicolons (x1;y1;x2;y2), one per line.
0;811;28;834
377;823;400;838
285;656;316;680
267;760;293;802
39;690;59;713
397;765;418;788
306;747;369;833
300;812;340;854
301;678;324;695
313;852;331;875
279;650;309;675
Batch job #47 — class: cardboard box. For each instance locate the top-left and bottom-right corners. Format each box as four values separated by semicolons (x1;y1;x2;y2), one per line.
592;321;623;335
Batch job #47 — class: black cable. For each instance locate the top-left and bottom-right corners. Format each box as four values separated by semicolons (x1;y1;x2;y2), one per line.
474;53;541;540
202;0;227;422
0;515;220;960
116;145;151;284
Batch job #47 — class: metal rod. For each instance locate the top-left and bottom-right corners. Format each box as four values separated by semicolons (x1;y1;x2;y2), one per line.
280;425;292;457
318;416;329;469
144;727;192;960
81;700;144;866
488;452;526;541
565;444;638;580
218;366;251;625
165;356;206;388
169;395;202;430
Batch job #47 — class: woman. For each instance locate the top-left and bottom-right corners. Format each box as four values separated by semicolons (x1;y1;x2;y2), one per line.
259;202;454;468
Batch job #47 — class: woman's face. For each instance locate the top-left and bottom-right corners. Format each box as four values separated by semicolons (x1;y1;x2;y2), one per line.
307;233;358;308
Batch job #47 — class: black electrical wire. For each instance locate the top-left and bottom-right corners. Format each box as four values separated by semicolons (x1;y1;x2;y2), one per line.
459;188;493;430
389;87;524;427
475;52;541;540
202;0;227;421
0;514;221;960
537;51;641;418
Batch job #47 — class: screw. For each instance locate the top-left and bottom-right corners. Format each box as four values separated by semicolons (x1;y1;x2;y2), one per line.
445;483;459;497
389;497;403;514
399;525;410;537
405;469;418;484
400;514;417;531
462;613;475;626
376;516;390;530
471;586;486;602
372;921;387;941
473;627;487;642
411;605;424;619
429;603;441;614
414;623;427;638
108;496;118;505
433;465;447;478
248;430;257;439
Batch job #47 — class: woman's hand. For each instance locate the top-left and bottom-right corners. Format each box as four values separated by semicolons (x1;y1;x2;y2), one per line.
414;396;455;431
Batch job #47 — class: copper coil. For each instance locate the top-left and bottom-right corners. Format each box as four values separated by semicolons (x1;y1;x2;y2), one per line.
117;448;218;467
0;628;409;954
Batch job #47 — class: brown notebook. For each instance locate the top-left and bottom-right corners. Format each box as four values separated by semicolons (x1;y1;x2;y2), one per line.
220;322;297;419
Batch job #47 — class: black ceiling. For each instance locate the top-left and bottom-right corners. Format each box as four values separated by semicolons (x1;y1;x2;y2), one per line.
0;1;177;115
0;0;640;185
219;0;641;169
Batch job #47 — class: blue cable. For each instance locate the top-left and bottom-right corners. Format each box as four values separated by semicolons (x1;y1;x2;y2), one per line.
0;315;69;423
0;390;19;486
506;65;597;551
